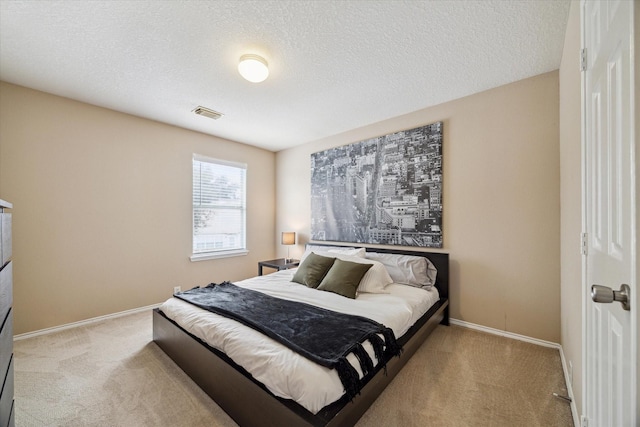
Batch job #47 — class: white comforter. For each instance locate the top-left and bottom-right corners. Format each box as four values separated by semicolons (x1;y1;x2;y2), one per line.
158;268;439;414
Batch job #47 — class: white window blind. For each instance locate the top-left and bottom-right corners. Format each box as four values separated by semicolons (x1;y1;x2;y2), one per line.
192;155;247;260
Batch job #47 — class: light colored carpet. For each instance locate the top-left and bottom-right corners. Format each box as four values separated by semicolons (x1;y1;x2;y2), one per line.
14;311;574;426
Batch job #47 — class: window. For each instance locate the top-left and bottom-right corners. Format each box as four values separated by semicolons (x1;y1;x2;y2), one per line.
191;154;247;261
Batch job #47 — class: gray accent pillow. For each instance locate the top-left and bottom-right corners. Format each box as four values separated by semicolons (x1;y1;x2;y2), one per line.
317;259;373;299
291;252;336;288
365;252;437;289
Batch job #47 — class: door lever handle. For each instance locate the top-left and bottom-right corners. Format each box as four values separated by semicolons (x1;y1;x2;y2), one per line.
591;284;631;311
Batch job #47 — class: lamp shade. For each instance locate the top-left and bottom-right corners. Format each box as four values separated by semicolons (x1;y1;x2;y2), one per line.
238;54;269;83
281;232;296;245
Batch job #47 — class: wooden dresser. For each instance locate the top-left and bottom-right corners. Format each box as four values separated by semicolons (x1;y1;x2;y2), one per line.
0;200;13;427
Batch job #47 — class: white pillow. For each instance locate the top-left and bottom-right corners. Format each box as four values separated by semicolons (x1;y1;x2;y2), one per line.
321;253;392;294
327;247;366;258
365;252;437;290
300;245;363;263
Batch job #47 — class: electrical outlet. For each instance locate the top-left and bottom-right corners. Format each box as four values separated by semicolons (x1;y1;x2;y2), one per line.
173;286;181;294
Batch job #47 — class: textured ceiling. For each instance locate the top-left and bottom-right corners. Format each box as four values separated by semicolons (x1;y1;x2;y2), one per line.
0;0;570;152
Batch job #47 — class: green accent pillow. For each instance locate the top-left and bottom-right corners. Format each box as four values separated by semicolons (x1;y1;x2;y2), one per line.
291;252;336;288
317;259;373;299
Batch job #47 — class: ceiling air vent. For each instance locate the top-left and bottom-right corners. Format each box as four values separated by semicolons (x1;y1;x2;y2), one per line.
192;106;224;120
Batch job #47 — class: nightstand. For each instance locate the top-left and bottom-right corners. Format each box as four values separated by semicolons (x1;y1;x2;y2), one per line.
258;258;300;276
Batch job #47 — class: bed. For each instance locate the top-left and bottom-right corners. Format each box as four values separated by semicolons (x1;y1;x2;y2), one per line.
152;245;449;426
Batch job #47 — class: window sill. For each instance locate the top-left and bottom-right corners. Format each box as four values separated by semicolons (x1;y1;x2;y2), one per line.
190;250;249;262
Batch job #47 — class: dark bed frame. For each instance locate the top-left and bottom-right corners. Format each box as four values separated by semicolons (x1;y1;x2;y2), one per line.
152;246;449;427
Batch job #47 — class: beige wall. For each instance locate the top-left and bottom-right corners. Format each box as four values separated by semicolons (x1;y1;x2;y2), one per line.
0;82;276;334
559;0;582;415
0;71;565;344
277;72;561;343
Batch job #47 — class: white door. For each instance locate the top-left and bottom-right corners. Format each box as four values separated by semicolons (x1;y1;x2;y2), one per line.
583;1;636;426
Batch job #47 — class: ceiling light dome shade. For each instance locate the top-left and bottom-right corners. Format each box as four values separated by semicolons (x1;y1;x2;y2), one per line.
238;54;269;83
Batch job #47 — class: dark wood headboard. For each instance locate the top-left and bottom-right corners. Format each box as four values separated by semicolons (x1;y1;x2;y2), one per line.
305;243;449;301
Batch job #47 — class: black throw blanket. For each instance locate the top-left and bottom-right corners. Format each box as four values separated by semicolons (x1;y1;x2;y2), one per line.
174;281;402;400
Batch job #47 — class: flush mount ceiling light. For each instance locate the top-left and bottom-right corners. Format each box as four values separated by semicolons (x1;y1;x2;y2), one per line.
238;54;269;83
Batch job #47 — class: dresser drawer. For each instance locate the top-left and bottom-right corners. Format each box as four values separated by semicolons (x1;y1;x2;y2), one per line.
7;400;14;427
0;311;12;388
0;356;13;427
0;213;10;268
0;263;11;327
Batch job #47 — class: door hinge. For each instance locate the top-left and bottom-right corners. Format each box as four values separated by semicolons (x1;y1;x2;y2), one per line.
580;48;587;71
581;232;588;255
581;415;589;427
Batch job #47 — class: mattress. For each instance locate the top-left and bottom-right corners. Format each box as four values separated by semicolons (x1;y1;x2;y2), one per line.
158;268;439;414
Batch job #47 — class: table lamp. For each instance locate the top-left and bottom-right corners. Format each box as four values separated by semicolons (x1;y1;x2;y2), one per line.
281;232;296;263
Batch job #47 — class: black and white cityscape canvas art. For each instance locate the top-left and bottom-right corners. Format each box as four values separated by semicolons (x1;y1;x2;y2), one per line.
311;121;443;248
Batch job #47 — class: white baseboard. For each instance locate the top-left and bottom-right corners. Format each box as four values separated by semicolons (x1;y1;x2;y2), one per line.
449;318;560;348
558;346;581;427
14;303;161;341
450;318;579;427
